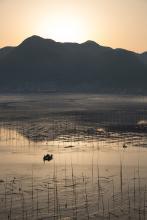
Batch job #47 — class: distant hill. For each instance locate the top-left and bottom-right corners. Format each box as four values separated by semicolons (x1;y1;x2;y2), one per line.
0;35;147;93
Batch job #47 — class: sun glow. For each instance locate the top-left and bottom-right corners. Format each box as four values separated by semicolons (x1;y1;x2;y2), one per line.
37;16;86;43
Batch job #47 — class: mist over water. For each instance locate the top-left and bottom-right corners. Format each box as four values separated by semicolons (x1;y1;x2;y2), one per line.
0;93;147;142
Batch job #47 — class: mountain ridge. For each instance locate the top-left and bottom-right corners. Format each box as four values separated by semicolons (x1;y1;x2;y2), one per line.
1;35;146;55
0;35;147;93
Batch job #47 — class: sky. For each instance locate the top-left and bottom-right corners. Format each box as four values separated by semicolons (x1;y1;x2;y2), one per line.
0;0;147;53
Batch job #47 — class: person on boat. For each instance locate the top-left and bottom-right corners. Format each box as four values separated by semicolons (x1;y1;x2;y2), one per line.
43;154;53;162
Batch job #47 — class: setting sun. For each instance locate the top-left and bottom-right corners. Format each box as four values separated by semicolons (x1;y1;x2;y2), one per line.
1;0;147;51
37;15;86;42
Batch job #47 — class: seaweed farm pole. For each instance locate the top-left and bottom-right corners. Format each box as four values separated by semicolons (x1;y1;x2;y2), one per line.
101;189;105;219
127;181;131;219
53;161;56;220
91;151;94;184
31;167;34;216
97;165;105;220
36;186;39;218
4;177;7;208
143;185;146;220
47;177;50;214
20;183;25;220
138;161;141;220
64;161;68;209
71;162;78;219
120;158;123;205
97;163;101;213
112;178;115;210
53;177;56;220
83;174;89;220
9;178;14;220
73;176;78;220
55;177;61;220
133;168;136;211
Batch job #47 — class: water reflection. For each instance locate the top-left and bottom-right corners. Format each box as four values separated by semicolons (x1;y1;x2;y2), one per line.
0;125;147;219
0;94;147;219
0;125;147;166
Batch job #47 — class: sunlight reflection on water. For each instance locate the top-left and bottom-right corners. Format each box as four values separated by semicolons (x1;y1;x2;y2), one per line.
0;94;147;219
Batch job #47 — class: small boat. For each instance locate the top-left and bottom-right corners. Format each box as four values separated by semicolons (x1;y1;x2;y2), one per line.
64;145;75;149
43;154;53;162
123;144;128;148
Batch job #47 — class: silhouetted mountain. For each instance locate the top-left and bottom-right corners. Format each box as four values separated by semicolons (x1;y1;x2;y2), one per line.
139;52;147;65
0;46;14;58
0;35;147;93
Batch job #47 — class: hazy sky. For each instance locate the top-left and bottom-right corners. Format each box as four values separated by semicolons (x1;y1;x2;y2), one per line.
0;0;147;52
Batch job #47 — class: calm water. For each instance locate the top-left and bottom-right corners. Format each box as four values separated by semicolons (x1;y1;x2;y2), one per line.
0;93;147;219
